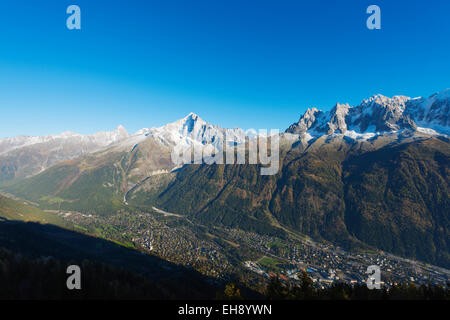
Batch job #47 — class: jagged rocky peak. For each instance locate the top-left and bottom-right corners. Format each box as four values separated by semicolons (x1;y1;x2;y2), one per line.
361;94;410;108
286;89;450;138
405;89;450;130
327;103;351;134
185;112;201;122
179;112;210;136
286;107;322;134
360;94;410;116
286;102;352;135
149;112;212;144
145;113;247;150
354;94;413;132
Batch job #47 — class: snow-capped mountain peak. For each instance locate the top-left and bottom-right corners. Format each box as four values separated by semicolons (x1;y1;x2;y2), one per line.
406;89;450;130
361;94;410;107
142;113;247;150
0;126;130;156
0;126;132;179
171;112;209;137
115;113;249;153
286;89;450;138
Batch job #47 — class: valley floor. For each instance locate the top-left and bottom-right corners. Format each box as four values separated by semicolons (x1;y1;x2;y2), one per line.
50;204;450;291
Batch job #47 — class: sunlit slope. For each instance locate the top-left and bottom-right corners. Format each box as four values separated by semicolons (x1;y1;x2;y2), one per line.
130;135;450;268
0;195;68;227
1;135;173;216
2;160;125;216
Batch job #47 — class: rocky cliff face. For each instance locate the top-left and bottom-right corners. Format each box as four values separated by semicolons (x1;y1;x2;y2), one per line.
286;89;450;137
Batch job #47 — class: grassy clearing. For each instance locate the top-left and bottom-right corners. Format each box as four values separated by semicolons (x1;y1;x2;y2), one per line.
258;256;283;270
0;195;68;227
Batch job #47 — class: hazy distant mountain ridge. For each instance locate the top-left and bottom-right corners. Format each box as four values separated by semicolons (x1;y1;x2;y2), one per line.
0;125;130;182
0;125;130;155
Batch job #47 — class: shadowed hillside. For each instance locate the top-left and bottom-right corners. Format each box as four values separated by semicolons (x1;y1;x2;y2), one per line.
0;220;220;299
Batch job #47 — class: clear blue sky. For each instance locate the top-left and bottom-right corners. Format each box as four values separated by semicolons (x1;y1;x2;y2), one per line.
0;0;449;137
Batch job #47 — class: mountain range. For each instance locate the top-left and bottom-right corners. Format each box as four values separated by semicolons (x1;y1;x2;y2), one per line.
287;89;449;137
0;125;130;181
0;89;449;268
